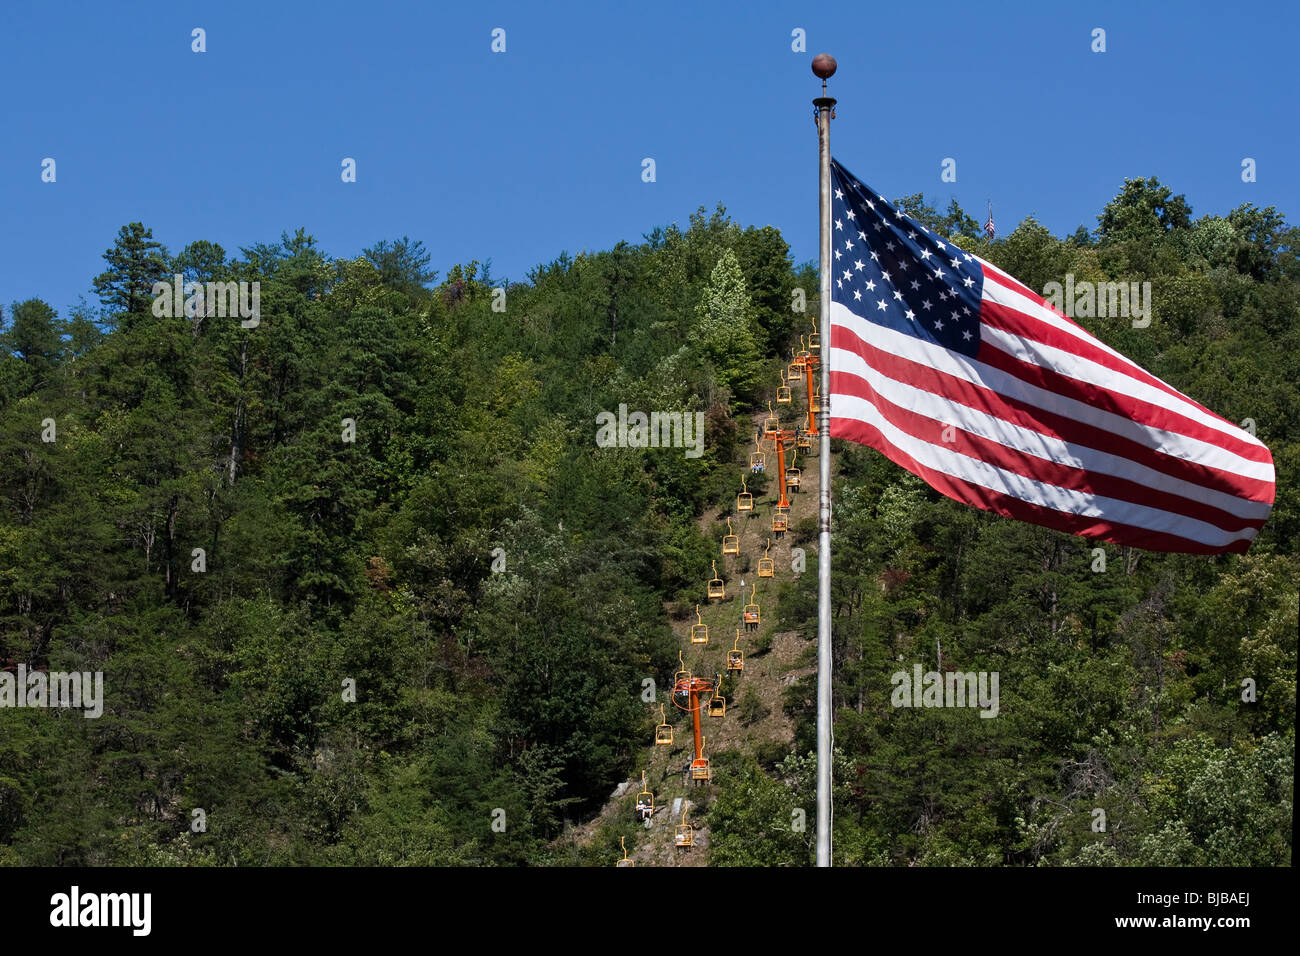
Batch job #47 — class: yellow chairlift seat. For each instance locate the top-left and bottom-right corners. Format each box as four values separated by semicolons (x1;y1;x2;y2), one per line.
707;560;725;600
772;511;789;534
789;347;806;379
796;430;812;451
811;390;821;415
672;651;690;688
690;740;711;783
737;475;753;512
722;517;739;556
743;583;760;630
690;605;709;645
708;690;726;718
785;451;801;492
675;807;694;847
776;369;792;405
749;438;766;472
618;837;639;868
757;540;775;578
808;319;821;354
635;771;655;821
727;632;744;672
616;835;635;866
763;401;780;437
654;703;673;746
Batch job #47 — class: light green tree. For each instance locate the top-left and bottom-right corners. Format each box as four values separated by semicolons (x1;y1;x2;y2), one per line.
693;248;762;403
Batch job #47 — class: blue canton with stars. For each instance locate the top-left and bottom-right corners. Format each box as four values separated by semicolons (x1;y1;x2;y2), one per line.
831;159;983;358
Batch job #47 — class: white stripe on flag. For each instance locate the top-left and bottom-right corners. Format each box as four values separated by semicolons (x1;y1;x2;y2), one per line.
832;344;1272;522
978;280;1266;448
831;302;1273;485
831;393;1260;549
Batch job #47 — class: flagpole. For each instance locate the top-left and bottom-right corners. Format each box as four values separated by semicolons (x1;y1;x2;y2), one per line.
812;52;836;869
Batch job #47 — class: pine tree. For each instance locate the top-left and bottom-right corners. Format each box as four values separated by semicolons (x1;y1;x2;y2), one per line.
92;223;170;322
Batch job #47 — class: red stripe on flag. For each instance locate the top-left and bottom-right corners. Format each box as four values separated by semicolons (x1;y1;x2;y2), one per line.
830;369;1265;533
978;294;1248;437
830;322;1274;504
973;338;1270;467
829;415;1255;555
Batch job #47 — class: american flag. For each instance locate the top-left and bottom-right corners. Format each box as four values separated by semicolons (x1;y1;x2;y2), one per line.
983;214;995;239
827;159;1275;555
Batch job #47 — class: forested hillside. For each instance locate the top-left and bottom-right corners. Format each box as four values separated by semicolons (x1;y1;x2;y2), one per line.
0;178;1294;866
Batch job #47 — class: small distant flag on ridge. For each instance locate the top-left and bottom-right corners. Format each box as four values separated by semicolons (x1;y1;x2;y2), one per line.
983;206;995;239
827;158;1275;555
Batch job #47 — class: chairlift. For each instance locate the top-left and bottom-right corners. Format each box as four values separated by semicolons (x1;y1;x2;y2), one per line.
708;685;726;718
727;631;744;672
757;539;775;578
743;583;760;630
690;605;709;645
675;807;695;847
673;651;690;689
808;318;821;354
749;437;766;472
616;835;635;866
690;739;711;783
763;401;779;438
707;560;725;600
772;510;789;534
635;771;655;821
737;474;753;512
722;517;739;556
654;703;673;745
785;449;802;493
776;369;792;404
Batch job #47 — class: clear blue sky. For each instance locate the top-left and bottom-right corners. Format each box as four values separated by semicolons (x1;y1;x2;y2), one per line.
2;0;1295;318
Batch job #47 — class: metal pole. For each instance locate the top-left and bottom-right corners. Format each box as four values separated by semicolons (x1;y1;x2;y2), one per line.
812;53;837;868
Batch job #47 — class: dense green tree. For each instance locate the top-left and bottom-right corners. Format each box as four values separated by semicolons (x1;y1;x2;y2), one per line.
0;185;1294;868
93;222;170;320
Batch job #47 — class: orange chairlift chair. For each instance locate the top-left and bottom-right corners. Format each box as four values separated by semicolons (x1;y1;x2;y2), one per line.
788;345;806;380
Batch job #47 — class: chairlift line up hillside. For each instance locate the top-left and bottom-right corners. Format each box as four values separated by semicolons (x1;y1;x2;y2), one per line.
628;301;824;861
